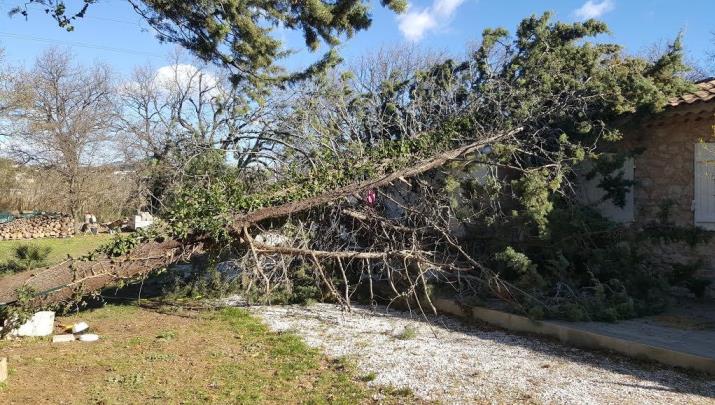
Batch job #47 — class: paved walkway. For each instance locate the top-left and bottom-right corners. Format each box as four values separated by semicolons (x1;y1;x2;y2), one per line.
561;302;715;361
434;298;715;373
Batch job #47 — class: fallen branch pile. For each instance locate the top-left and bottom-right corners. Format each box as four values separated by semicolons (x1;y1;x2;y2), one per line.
230;134;507;231
0;132;518;308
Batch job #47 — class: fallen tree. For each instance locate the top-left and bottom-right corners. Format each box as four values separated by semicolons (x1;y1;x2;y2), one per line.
0;14;699;325
0;135;508;307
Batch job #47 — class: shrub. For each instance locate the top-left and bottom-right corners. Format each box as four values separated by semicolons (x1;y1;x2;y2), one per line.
1;244;51;273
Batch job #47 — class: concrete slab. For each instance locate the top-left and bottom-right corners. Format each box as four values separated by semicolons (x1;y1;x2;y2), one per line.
556;318;715;361
0;357;6;383
433;298;715;374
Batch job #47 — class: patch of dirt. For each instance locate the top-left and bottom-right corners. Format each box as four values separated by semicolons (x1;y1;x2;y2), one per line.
0;304;401;404
250;303;715;405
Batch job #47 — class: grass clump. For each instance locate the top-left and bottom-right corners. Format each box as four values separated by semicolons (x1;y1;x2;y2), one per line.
155;330;177;341
360;371;378;382
0;244;51;274
396;325;418;340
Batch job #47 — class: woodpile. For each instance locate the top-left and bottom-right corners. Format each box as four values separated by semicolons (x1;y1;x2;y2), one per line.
0;214;75;240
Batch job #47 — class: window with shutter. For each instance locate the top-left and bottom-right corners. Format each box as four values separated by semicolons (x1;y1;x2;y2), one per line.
694;143;715;230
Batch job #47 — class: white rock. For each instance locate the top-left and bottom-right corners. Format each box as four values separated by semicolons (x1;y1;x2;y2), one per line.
130;211;154;230
13;311;55;337
78;333;99;342
254;232;290;247
52;334;75;343
72;321;89;334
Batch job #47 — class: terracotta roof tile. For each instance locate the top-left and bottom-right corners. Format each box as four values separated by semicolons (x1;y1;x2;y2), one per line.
667;78;715;107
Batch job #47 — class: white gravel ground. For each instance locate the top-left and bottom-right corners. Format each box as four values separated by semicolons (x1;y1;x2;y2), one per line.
249;303;715;405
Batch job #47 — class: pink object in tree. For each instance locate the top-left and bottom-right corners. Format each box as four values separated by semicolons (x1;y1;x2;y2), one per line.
365;189;377;207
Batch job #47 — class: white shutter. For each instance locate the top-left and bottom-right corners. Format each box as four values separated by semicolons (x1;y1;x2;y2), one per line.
576;157;634;223
694;143;715;229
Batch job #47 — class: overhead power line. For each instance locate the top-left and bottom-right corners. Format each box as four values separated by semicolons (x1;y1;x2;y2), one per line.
0;31;162;58
83;15;144;26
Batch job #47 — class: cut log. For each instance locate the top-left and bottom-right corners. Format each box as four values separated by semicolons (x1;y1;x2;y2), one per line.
0;214;75;241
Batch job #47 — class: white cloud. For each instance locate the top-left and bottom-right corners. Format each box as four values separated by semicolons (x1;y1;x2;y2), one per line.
432;0;464;17
119;64;223;103
574;0;615;20
155;64;219;95
397;0;466;42
398;10;437;41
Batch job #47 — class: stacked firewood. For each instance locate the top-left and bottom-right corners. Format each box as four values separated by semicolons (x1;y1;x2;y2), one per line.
0;215;75;240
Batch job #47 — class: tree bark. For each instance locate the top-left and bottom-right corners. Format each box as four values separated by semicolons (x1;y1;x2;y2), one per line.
0;240;200;305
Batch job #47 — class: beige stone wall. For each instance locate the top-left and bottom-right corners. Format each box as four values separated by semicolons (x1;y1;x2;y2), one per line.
620;104;715;294
622;105;715;226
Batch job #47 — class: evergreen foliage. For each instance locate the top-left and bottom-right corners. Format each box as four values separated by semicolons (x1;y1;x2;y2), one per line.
9;0;406;90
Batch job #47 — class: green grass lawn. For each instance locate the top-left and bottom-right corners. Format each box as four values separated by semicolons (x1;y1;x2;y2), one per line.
0;304;413;404
0;234;113;267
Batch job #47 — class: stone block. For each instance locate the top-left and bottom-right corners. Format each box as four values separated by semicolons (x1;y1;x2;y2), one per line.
13;311;55;337
52;334;75;343
0;357;6;383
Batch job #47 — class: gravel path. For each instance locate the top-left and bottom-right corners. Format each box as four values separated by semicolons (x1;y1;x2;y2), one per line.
249;303;715;404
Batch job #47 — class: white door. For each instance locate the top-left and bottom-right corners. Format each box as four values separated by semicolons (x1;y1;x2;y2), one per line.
694;143;715;230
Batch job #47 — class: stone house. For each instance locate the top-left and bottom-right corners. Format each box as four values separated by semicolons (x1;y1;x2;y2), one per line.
579;78;715;292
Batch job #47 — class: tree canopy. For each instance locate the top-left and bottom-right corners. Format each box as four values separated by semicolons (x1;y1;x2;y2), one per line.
8;0;406;90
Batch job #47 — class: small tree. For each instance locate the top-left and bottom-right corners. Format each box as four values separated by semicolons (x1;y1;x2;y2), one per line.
1;244;51;273
0;47;30;126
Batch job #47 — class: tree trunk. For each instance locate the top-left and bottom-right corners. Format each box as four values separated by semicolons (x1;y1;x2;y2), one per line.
0;240;199;305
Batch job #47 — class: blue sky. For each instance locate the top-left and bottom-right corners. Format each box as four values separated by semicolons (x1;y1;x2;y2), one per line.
0;0;713;76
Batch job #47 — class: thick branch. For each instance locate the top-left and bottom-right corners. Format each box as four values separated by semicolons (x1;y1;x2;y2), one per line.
255;243;390;259
231;129;520;230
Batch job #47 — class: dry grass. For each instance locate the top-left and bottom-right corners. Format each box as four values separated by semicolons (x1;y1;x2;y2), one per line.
0;304;415;404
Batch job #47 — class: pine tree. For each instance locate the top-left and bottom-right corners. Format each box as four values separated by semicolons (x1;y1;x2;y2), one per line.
8;0;407;90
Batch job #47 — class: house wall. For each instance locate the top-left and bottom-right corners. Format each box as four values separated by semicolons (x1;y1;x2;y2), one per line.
623;106;715;226
621;104;715;294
